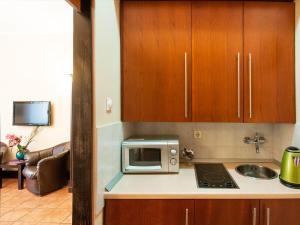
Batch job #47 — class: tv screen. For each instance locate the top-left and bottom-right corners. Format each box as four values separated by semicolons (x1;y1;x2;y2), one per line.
13;101;51;126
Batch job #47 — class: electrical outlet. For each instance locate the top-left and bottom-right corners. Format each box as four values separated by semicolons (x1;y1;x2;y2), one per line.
194;130;202;139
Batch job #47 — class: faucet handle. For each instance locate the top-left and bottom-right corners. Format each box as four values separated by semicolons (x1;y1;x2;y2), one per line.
182;148;194;161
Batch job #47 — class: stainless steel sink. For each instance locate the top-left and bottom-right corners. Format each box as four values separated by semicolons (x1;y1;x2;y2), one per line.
236;164;278;179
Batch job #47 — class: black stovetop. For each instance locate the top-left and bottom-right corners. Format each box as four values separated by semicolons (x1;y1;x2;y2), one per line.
195;163;239;189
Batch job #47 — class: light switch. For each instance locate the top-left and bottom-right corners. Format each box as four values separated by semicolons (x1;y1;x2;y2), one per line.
106;97;113;113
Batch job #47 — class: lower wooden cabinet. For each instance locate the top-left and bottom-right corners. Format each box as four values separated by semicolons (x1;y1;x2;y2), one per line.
105;199;300;225
260;200;300;225
195;199;259;225
105;200;144;225
105;199;194;225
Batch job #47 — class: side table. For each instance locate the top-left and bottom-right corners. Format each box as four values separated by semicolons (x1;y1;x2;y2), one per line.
0;160;26;190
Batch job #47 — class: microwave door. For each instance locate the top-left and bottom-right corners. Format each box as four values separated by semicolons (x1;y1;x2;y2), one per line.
124;147;168;172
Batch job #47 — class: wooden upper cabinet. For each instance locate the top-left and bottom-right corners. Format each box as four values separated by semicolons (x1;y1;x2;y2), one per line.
122;1;192;122
66;0;81;11
260;200;300;225
195;200;259;225
192;2;244;122
244;2;295;123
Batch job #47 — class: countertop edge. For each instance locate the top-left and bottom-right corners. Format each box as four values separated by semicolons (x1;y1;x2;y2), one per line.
104;193;300;200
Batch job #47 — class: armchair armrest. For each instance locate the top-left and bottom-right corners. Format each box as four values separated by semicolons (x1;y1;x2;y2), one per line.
25;148;53;166
25;151;41;166
36;151;70;194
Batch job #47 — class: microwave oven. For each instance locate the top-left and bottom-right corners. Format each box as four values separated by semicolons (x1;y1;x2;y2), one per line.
122;136;179;173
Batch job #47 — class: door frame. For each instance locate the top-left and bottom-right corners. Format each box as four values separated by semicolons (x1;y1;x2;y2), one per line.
68;0;93;224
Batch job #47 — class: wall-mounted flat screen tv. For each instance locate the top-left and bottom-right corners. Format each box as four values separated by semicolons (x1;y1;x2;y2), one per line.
13;101;51;126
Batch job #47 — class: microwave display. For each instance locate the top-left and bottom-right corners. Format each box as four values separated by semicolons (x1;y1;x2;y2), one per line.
129;148;161;167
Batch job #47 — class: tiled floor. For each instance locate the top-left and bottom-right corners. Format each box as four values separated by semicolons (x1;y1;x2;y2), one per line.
0;179;72;225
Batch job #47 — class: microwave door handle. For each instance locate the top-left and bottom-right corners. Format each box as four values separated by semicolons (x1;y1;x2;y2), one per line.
125;165;162;171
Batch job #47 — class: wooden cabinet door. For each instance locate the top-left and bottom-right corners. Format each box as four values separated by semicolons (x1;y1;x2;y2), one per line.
244;2;295;123
122;1;191;122
195;200;259;225
260;200;300;225
192;2;243;122
105;200;194;225
144;200;194;225
105;200;144;225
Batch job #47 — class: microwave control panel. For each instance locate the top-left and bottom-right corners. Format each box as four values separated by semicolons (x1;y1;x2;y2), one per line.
168;144;179;173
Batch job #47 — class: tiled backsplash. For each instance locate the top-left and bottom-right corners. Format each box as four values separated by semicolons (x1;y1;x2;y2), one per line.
133;123;274;160
273;124;300;161
96;122;134;213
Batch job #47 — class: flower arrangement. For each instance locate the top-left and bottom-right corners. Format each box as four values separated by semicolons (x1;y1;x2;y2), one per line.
5;127;40;160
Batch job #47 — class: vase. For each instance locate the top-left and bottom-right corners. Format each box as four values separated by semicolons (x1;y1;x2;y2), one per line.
16;151;25;160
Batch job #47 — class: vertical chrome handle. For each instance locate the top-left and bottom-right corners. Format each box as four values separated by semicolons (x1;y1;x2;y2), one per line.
252;208;257;225
266;208;270;225
185;208;189;225
249;53;252;119
237;52;241;118
184;52;188;118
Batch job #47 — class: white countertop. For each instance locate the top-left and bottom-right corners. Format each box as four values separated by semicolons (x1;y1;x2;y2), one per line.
104;162;300;199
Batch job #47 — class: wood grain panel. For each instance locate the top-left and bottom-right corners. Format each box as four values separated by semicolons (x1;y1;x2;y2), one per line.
195;199;259;225
72;9;92;225
66;0;81;11
105;200;194;225
144;200;194;225
244;2;295;123
260;199;300;225
192;1;244;122
122;1;191;122
105;200;144;225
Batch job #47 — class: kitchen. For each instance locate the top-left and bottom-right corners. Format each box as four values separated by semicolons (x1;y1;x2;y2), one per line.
94;0;300;225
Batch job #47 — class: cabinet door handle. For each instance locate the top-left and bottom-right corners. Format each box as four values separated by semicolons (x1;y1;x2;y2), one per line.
266;208;271;225
252;208;257;225
184;52;188;118
248;53;252;119
237;52;241;118
185;208;189;225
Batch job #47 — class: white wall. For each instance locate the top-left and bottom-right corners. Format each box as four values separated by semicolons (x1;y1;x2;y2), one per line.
0;0;73;159
95;0;121;127
273;0;300;161
93;1;126;225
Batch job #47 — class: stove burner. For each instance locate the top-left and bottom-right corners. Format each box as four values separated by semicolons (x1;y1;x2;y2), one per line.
195;163;239;189
203;173;226;183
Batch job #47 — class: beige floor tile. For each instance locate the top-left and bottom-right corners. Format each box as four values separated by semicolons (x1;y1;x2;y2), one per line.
12;222;36;225
0;209;32;222
57;200;72;210
0;208;14;216
61;214;72;224
38;198;68;209
0;222;13;225
1;196;31;208
35;223;60;225
39;209;70;223
1;179;71;224
16;199;44;209
18;208;54;223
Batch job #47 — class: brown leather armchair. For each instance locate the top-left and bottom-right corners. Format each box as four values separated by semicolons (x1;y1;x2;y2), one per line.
23;142;70;196
0;142;8;164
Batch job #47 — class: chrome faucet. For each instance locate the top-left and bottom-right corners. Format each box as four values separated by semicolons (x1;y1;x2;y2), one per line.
244;132;266;154
182;148;194;161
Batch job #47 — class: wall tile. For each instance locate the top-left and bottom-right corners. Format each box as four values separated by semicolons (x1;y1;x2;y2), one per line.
133;122;274;160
